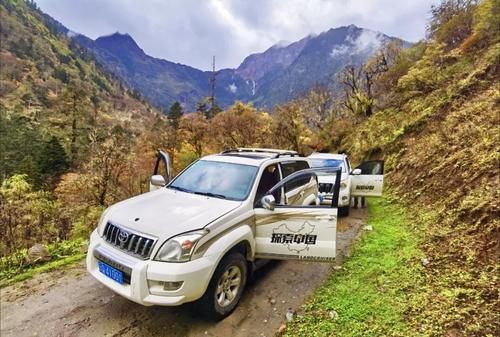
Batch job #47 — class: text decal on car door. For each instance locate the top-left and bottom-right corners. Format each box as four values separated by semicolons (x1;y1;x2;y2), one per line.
270;221;317;253
356;185;374;190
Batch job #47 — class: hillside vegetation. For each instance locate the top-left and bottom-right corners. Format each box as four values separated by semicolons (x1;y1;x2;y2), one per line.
0;0;164;274
287;0;499;335
344;3;499;335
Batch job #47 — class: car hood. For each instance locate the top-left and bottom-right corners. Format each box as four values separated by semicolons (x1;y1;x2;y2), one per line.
318;172;348;184
102;188;242;240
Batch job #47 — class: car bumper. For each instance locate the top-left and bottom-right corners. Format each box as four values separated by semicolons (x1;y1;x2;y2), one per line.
320;189;350;207
86;230;215;306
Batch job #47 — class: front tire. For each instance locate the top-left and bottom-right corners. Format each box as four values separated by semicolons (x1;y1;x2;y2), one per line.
199;253;247;320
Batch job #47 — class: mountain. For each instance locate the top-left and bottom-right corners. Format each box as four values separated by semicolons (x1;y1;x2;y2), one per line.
248;25;407;107
0;0;160;181
236;36;311;82
72;26;409;111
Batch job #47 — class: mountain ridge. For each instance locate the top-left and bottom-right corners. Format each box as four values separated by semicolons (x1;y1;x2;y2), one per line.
2;2;411;111
75;25;408;111
32;5;405;112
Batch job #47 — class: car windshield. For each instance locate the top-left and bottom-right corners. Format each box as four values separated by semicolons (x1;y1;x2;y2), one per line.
309;158;345;172
168;160;258;201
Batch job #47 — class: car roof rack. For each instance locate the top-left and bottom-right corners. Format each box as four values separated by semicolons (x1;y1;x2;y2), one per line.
274;151;300;158
220;148;301;158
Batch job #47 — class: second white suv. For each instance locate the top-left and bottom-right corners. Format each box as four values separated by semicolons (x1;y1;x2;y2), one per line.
308;153;385;216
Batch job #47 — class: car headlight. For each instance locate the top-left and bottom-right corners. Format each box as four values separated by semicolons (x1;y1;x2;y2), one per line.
155;230;208;262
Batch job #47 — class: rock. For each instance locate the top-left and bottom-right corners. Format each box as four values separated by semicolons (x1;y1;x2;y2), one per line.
363;225;373;231
269;298;276;305
422;257;430;267
286;308;294;321
27;244;50;263
333;265;343;271
328;310;339;320
263;319;268;323
278;323;287;334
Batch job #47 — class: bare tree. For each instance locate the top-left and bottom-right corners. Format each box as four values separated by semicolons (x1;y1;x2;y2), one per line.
301;85;334;130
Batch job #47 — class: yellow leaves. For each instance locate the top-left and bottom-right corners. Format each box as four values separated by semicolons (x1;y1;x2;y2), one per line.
180;111;209;156
0;174;32;197
211;101;271;149
473;0;500;41
54;172;84;205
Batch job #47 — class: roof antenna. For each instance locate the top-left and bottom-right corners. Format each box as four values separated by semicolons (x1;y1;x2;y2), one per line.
209;56;218;116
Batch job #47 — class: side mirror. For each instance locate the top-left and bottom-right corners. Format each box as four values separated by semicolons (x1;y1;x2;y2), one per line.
149;175;166;192
351;168;362;175
261;194;276;211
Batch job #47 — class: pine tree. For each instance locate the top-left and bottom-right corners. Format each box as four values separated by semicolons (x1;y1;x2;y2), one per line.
196;98;209;116
39;136;69;177
168;101;183;129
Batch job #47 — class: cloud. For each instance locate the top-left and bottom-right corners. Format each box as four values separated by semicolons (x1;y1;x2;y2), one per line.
330;28;384;58
228;83;237;93
330;43;350;58
35;0;439;70
351;30;384;54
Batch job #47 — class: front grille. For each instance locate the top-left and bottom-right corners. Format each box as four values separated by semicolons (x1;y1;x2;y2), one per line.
103;222;156;259
319;183;333;193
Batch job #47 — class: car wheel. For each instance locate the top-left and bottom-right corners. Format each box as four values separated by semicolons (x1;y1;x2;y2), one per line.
339;206;350;217
199;252;247;320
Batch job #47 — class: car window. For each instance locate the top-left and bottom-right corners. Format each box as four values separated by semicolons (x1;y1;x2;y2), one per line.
265;169;321;207
168;160;258;201
355;161;384;175
255;164;281;204
309;158;346;172
280;160;309;177
280;161;310;193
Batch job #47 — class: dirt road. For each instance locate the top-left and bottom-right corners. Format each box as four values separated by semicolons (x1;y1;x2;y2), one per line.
0;208;367;337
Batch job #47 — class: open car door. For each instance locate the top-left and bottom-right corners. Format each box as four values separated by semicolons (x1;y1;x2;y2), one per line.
149;150;172;191
350;160;384;197
254;168;341;262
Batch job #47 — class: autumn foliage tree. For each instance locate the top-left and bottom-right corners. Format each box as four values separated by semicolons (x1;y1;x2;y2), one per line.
180;112;210;157
211;101;272;149
428;0;477;49
272;101;311;153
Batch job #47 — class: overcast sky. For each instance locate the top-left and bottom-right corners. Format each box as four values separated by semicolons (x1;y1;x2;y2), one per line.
35;0;438;70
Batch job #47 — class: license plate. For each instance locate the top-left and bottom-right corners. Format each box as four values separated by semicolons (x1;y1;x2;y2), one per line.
98;260;123;284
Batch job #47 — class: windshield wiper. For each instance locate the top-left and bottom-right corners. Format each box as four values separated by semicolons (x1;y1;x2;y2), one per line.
193;191;227;199
168;185;193;193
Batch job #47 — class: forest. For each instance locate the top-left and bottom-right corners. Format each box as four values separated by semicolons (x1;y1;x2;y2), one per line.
0;0;498;334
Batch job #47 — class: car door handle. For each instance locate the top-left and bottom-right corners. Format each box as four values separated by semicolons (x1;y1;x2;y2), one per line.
315;215;334;221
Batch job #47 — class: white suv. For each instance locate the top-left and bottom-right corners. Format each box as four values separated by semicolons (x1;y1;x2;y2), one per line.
87;148;343;319
308;153;385;216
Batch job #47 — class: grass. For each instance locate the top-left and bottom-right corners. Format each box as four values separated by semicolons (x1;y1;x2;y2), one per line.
284;197;424;337
0;238;88;288
0;253;85;288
